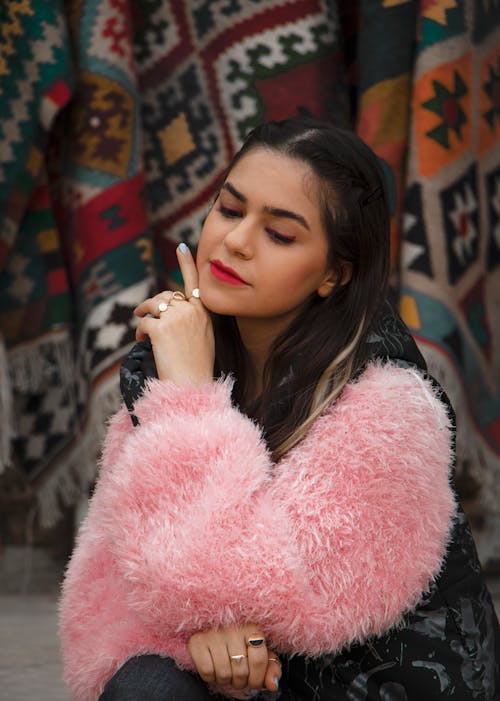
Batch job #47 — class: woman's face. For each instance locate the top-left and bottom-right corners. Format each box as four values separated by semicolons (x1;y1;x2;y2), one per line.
196;148;334;328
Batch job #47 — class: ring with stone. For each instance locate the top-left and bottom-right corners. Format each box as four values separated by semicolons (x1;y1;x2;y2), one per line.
157;301;169;313
189;288;200;299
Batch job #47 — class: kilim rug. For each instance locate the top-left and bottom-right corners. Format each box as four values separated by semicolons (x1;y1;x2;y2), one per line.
133;0;499;563
399;1;500;564
0;0;154;525
0;0;498;566
1;0;354;530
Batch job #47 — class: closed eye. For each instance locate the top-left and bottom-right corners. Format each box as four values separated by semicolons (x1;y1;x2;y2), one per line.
266;229;296;244
218;205;241;218
218;204;295;243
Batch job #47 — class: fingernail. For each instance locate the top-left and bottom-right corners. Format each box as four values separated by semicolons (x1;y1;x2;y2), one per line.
274;677;280;689
178;242;189;254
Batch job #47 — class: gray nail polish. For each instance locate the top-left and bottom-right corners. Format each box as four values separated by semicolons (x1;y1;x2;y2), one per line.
178;242;189;254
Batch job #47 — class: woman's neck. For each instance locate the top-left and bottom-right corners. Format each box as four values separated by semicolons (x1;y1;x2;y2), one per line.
236;317;282;400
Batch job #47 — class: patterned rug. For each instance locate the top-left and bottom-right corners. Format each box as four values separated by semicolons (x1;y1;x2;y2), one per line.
0;0;498;564
399;0;500;564
0;0;154;524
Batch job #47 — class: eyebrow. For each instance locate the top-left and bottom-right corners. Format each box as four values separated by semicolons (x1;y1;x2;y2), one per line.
222;181;310;231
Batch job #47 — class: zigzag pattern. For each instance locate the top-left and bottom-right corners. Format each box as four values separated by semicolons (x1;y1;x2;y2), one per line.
0;1;34;76
0;12;68;183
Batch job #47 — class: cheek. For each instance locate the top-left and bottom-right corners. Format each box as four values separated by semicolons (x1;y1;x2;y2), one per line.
197;206;228;255
196;223;213;266
269;253;328;294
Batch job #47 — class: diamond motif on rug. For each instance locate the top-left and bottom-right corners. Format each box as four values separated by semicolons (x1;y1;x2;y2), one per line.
441;165;479;284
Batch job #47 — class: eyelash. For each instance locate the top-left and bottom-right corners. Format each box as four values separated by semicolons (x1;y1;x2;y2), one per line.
217;205;296;245
218;205;240;219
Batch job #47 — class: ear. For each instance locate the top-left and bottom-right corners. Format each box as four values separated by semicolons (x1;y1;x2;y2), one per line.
316;273;336;298
316;262;352;298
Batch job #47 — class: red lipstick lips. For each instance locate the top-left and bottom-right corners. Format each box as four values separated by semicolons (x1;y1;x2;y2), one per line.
210;259;248;286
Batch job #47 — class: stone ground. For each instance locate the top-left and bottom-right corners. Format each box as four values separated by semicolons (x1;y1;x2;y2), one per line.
0;592;68;701
0;554;499;701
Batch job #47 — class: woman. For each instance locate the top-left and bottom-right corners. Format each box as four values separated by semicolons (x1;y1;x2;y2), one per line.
59;118;499;701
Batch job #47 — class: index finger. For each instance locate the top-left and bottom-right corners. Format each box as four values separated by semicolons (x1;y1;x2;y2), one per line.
176;242;199;298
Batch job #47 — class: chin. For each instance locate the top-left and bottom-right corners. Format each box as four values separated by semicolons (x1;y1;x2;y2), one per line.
198;289;234;316
205;304;240;318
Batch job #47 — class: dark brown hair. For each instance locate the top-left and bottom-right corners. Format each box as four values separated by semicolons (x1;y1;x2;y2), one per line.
211;117;390;458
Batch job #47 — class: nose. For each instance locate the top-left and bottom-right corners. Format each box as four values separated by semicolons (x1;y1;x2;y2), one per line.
223;216;254;259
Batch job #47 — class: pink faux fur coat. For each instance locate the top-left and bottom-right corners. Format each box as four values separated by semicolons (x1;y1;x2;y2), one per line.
59;363;455;701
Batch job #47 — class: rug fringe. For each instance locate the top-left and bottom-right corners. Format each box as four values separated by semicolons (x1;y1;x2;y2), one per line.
7;329;75;394
36;376;122;529
2;330;117;526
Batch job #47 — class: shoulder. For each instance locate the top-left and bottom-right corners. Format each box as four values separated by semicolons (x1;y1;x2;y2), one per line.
351;359;440;395
329;361;451;429
291;361;454;479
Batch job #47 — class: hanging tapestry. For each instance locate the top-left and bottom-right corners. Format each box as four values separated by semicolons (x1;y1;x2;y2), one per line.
0;0;154;525
399;0;500;564
0;0;498;567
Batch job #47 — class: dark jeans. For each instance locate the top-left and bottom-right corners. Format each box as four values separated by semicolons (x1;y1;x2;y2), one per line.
98;655;279;701
98;655;220;700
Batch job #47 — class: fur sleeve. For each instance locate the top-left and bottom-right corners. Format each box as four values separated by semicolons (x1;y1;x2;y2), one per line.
59;503;194;701
60;363;455;694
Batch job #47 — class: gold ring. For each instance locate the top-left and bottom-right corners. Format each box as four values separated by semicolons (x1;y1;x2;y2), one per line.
230;654;247;663
268;657;281;664
171;291;186;301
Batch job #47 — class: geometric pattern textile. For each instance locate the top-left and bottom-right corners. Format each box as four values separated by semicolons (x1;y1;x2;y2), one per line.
355;0;417;264
0;0;76;505
399;0;500;566
0;0;349;527
0;0;154;526
1;0;499;573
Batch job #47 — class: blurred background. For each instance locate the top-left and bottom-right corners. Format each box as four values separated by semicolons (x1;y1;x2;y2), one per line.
0;1;499;697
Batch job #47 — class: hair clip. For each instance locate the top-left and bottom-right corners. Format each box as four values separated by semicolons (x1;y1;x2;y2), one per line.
360;185;383;207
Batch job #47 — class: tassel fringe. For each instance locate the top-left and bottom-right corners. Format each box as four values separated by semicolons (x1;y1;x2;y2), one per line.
36;378;122;529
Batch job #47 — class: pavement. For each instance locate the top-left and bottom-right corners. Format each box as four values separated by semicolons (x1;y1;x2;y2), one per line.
0;591;68;701
0;580;499;701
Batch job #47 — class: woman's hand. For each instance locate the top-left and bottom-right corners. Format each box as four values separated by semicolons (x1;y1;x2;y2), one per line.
188;624;282;694
134;244;215;384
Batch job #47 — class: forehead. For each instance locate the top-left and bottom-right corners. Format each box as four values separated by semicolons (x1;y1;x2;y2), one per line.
226;148;319;204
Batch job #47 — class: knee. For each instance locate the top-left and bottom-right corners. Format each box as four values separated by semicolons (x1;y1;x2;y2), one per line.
98;654;211;701
99;655;163;701
99;672;125;701
98;666;131;701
